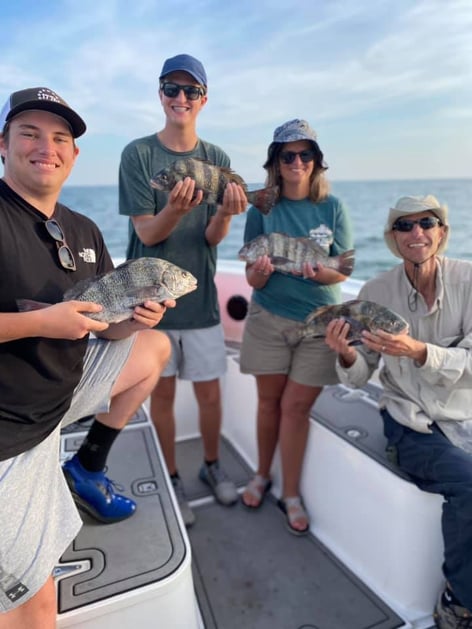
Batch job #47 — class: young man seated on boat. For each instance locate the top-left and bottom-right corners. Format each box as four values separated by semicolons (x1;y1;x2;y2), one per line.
0;87;172;629
325;195;472;629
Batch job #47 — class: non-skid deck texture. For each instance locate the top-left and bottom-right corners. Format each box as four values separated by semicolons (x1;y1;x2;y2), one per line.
58;412;187;613
177;436;403;629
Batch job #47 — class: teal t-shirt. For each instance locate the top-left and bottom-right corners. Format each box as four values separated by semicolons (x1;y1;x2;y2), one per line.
244;195;354;321
119;134;230;329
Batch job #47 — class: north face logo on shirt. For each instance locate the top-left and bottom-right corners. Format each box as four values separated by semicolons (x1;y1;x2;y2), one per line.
78;248;96;263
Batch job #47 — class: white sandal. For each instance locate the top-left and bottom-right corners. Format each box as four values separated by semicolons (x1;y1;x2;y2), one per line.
241;474;272;509
277;496;310;536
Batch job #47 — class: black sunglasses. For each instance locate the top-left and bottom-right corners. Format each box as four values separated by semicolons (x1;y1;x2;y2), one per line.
160;81;205;101
392;217;443;233
44;219;77;271
279;149;316;165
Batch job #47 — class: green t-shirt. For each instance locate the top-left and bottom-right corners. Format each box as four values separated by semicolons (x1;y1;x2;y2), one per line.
244;195;354;322
119;134;230;329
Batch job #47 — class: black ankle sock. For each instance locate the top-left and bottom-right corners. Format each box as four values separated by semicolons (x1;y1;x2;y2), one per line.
170;472;180;480
204;459;218;467
443;586;464;608
76;420;121;472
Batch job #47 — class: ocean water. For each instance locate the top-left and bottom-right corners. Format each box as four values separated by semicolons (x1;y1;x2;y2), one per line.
60;179;472;281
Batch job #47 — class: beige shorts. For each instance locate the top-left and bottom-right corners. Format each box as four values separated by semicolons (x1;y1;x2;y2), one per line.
240;301;338;387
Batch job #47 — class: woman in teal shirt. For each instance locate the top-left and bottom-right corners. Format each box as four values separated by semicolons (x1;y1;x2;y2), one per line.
240;119;353;535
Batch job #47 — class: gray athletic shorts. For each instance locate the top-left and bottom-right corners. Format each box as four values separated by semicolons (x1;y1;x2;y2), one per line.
0;335;135;612
162;324;227;381
239;301;339;387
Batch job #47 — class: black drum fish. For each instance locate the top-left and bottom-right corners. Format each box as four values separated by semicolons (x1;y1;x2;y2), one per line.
17;258;198;324
238;232;355;277
150;157;278;215
284;300;409;346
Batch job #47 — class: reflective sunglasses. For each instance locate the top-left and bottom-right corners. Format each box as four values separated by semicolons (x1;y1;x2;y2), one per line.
279;149;316;165
160;81;205;101
44;219;77;271
392;216;443;232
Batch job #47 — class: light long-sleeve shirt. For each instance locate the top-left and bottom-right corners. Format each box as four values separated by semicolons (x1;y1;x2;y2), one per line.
336;257;472;452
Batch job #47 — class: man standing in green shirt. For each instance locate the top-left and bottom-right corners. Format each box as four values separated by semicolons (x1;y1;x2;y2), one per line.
119;54;247;526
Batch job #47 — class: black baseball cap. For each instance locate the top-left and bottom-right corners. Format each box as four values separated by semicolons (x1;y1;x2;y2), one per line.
0;87;86;138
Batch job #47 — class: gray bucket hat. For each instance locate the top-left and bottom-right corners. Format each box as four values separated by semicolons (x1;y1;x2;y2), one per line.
384;195;449;258
272;118;317;144
265;118;320;168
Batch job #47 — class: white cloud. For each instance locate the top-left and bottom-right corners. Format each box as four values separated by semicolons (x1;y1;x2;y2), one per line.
1;0;471;183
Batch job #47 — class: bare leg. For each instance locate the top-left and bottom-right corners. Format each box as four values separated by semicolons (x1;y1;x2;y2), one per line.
242;374;286;507
0;576;56;629
193;379;222;461
150;375;177;474
96;329;171;431
279;380;323;531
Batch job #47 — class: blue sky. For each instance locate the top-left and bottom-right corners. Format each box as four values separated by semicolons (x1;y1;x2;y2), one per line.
1;0;471;186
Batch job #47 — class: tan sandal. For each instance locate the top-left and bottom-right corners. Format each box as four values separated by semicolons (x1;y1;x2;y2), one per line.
277;496;310;536
241;474;272;509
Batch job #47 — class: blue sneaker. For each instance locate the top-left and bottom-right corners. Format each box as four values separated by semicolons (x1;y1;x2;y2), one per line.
63;454;136;524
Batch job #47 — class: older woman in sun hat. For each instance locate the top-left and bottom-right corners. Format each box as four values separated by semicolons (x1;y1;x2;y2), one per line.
325;193;472;627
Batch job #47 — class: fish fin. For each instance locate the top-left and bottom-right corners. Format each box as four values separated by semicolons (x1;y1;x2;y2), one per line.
335;249;355;277
191;158;244;181
270;255;293;265
305;304;333;322
16;298;52;312
247;186;279;215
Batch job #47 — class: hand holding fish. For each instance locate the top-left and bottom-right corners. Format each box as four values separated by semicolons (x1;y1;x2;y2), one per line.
361;329;427;365
246;254;274;288
167;177;204;215
325;318;358;367
217;182;248;217
130;298;175;328
39;301;110;340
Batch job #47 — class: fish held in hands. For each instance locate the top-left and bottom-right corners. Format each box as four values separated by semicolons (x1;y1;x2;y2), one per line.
284;300;409;346
150;157;278;215
17;257;198;324
238;232;355;277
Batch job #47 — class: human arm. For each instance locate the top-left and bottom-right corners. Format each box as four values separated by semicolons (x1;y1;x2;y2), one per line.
96;299;176;340
205;183;248;246
0;302;109;342
131;178;204;247
325;317;379;387
245;254;274;289
297;261;349;285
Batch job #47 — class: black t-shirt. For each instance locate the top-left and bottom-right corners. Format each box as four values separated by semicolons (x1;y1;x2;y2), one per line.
0;180;113;460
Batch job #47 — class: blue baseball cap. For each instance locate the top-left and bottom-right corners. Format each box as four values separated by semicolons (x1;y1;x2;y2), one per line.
159;54;207;87
0;87;86;138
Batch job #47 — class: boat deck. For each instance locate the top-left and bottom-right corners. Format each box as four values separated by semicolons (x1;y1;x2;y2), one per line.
178;436;404;629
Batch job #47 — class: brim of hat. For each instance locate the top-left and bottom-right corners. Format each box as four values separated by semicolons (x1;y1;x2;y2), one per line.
384;207;449;258
6;101;86;138
159;68;206;86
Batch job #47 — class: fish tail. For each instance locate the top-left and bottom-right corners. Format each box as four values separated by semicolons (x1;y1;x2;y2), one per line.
282;323;304;346
335;249;355;276
16;298;51;311
247;186;279;215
